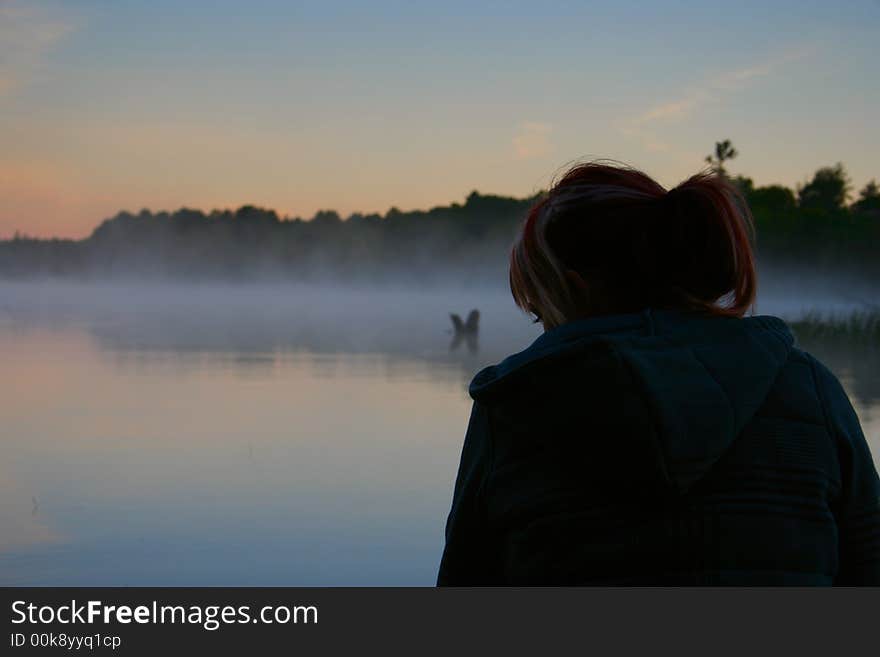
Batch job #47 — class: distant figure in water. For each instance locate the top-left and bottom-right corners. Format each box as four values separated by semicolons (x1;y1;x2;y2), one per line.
449;309;479;354
438;161;880;586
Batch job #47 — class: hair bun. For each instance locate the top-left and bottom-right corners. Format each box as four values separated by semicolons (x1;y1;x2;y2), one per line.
509;162;756;327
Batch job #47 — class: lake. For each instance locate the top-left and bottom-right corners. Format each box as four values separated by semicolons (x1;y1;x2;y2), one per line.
1;281;878;585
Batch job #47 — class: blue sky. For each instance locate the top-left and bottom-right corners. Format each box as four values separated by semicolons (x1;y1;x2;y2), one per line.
1;0;878;237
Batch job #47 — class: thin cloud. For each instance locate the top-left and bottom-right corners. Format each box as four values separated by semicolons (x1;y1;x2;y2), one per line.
0;0;75;97
513;122;554;160
618;48;812;152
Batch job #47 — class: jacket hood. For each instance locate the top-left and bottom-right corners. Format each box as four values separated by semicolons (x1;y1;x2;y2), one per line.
469;309;795;493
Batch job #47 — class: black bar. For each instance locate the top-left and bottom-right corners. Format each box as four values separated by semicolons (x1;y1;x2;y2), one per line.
2;587;874;655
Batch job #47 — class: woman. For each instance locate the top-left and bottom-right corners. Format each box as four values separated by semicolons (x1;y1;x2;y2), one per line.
437;162;880;585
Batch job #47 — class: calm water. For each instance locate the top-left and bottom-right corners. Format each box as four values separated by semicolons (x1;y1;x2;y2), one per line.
1;282;878;585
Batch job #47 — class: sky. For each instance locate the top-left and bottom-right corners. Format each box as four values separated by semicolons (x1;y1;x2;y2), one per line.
1;0;878;239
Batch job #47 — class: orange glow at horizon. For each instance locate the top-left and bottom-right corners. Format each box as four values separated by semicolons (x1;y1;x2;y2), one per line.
1;0;877;240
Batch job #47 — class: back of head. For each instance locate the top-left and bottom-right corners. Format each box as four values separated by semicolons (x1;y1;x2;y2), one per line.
509;162;757;328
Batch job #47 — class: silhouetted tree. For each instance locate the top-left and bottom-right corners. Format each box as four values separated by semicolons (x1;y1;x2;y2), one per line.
311;210;342;226
853;180;880;218
749;185;797;215
705;139;738;177
798;163;850;212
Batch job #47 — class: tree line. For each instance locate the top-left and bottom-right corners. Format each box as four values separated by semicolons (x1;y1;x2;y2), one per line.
706;139;879;270
1;141;878;282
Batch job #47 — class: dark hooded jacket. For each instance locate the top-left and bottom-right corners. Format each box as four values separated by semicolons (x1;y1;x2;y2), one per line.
437;309;880;585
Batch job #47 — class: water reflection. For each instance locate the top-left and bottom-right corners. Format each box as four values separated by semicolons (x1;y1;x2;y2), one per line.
0;282;877;586
0;311;503;585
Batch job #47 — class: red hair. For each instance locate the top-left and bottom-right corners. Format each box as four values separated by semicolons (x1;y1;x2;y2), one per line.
510;161;757;328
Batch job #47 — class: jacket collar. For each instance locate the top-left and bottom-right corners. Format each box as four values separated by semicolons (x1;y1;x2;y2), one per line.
470;308;792;400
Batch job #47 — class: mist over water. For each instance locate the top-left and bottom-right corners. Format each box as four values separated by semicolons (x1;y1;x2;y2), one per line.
1;278;877;585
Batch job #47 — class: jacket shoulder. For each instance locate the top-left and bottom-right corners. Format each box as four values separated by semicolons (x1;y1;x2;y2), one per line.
780;348;866;457
468;337;618;403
